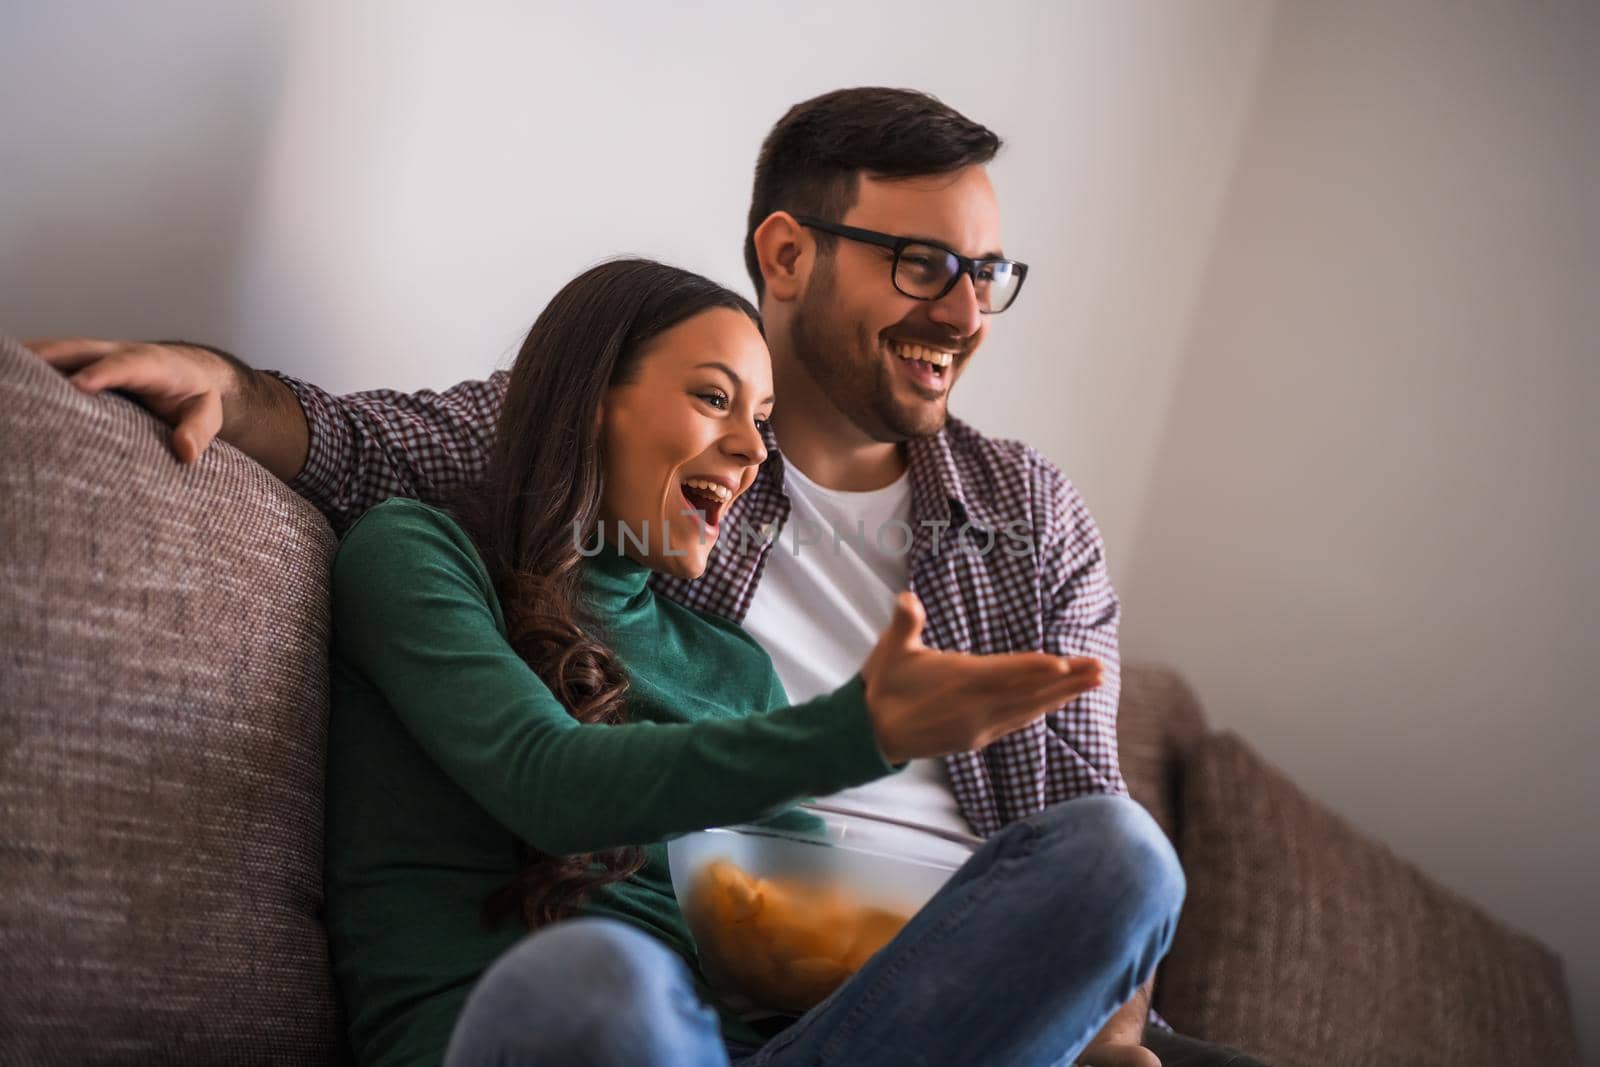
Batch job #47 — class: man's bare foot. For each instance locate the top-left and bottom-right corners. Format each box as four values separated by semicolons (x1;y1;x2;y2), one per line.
1077;1040;1162;1067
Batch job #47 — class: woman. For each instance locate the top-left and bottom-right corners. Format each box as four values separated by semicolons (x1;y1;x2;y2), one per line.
324;259;1173;1067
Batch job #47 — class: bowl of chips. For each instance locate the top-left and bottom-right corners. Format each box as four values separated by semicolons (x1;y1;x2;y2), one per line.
666;804;965;1014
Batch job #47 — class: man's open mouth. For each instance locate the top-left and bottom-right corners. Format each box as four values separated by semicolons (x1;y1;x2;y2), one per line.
887;338;955;393
680;478;733;528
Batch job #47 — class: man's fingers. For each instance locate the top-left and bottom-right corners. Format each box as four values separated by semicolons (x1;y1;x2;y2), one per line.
24;337;126;372
171;390;223;464
23;338;221;463
70;350;189;400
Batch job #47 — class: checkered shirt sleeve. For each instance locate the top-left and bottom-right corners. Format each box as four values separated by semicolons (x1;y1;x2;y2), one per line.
266;370;508;533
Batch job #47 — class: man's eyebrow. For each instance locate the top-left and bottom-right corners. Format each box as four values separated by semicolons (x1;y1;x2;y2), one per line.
904;233;1007;261
694;361;776;407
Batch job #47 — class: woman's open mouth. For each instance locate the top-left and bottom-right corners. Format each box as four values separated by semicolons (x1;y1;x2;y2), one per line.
680;478;733;530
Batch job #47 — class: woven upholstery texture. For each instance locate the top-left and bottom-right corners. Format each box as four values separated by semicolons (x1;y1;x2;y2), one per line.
1157;731;1580;1067
0;335;342;1063
1115;660;1208;845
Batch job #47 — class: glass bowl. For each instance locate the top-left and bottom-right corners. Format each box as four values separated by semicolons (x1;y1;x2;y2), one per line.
666;803;966;1013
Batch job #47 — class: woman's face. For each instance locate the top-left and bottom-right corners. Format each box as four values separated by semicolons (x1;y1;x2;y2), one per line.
598;307;775;579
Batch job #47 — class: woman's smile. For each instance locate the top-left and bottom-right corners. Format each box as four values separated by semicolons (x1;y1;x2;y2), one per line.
678;472;738;529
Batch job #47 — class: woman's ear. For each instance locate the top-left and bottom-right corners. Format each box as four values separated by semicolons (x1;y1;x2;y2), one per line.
752;211;810;304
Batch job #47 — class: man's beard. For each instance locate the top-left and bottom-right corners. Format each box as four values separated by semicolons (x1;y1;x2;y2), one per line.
788;260;951;442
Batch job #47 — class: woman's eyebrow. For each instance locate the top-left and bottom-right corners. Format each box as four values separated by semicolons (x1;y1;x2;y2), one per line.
694;361;775;407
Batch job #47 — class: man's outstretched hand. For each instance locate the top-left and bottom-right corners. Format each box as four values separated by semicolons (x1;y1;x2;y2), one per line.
24;337;308;479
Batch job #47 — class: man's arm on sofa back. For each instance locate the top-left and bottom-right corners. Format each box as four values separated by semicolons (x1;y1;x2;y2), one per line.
27;336;309;476
26;337;507;532
263;369;506;532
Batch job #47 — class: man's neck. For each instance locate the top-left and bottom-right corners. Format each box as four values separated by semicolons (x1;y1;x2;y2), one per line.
769;345;906;492
773;416;906;493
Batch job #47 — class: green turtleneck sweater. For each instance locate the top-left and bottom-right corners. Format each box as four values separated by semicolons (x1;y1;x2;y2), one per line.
322;498;899;1066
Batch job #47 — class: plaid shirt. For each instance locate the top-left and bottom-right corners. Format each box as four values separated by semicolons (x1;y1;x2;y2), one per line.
273;369;1166;1029
274;368;1129;821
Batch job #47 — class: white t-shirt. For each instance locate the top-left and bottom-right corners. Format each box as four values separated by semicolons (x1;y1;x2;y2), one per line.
740;460;983;865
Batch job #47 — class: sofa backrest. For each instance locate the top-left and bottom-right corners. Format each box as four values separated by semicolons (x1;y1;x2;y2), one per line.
1116;660;1208;845
0;335;343;1062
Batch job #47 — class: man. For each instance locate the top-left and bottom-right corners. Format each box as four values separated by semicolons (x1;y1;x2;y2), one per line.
31;88;1265;1067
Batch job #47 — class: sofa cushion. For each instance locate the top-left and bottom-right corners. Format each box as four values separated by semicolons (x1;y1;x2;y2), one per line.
0;335;342;1062
1116;660;1208;844
1156;730;1580;1066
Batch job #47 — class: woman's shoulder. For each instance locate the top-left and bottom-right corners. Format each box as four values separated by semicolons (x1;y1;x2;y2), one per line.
654;595;753;645
652;597;787;701
334;498;491;590
340;497;470;549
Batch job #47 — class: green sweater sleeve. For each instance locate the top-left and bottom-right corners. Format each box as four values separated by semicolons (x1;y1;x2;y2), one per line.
330;502;896;856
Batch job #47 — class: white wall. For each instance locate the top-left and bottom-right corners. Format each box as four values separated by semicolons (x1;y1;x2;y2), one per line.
3;0;1594;1057
1122;4;1600;1059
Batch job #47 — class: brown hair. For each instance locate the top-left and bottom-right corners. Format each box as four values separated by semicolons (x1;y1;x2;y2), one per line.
456;258;760;929
743;87;1003;300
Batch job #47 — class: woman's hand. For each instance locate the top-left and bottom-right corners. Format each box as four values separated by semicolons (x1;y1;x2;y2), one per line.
860;591;1104;764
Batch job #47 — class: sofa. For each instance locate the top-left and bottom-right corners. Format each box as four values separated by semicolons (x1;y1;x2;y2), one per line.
0;333;1581;1066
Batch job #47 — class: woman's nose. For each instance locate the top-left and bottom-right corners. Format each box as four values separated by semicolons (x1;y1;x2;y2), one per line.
724;421;768;467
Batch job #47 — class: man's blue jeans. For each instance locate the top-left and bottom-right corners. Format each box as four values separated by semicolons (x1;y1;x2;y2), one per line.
443;793;1186;1067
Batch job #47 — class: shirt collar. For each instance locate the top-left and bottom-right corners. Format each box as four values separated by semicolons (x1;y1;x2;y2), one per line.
905;428;982;532
759;419;990;534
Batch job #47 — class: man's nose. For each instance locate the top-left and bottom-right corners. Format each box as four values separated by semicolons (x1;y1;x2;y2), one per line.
929;273;983;338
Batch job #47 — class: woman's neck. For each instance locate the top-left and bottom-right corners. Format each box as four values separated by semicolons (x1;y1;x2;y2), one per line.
581;537;653;615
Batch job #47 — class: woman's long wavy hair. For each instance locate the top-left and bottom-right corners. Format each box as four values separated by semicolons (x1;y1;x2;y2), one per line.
456;258;761;930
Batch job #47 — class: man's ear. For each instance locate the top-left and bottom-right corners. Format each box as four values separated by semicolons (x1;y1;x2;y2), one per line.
752;211;810;304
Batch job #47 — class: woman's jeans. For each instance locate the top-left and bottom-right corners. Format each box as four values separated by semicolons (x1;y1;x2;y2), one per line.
443;793;1186;1067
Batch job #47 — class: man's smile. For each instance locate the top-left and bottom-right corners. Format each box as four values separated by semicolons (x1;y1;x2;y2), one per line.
885;337;957;397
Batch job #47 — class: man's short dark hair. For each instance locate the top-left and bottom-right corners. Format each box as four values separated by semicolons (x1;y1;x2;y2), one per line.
743;87;1003;300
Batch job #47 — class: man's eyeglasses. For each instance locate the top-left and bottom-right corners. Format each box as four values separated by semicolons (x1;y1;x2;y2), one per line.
795;216;1028;314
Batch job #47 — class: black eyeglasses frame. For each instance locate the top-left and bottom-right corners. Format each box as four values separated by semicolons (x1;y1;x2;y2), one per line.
794;215;1028;314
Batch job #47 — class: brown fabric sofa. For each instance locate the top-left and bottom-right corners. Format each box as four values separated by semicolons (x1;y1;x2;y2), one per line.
0;334;1581;1065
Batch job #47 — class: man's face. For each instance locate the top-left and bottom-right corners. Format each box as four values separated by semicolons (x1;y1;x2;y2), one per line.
788;164;1003;442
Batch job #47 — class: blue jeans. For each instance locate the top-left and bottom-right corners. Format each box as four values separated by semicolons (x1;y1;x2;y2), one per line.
443;794;1185;1067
